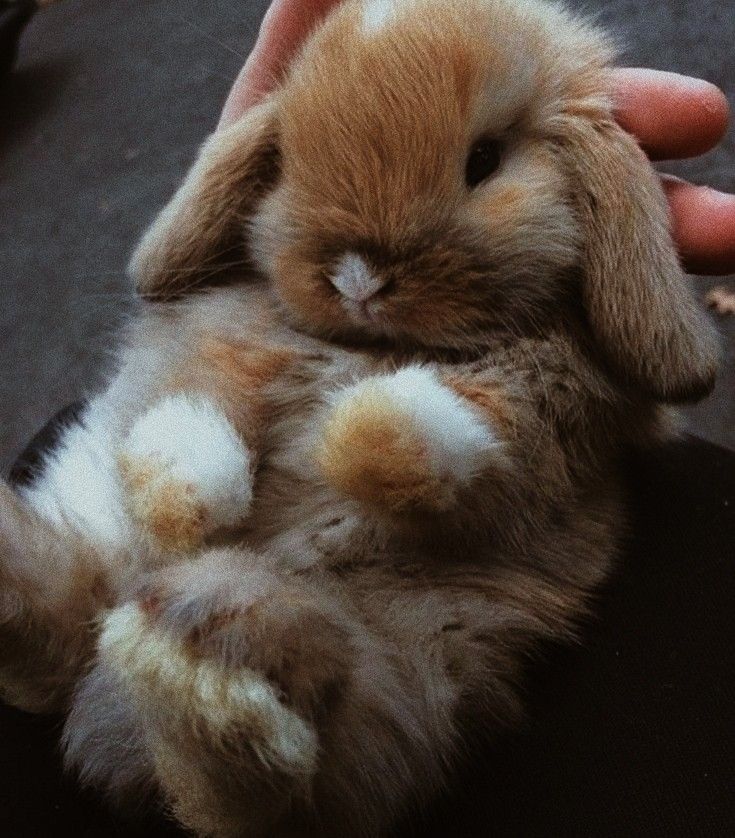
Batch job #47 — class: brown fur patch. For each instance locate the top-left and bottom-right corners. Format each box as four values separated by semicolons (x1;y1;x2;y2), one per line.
199;338;295;392
318;392;452;514
164;337;297;441
491;184;526;213
119;455;208;552
443;375;514;435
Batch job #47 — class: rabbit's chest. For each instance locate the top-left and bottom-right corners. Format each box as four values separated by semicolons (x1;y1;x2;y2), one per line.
228;347;374;549
200;334;425;570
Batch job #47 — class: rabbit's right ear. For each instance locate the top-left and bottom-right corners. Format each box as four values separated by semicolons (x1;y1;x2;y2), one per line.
130;97;280;301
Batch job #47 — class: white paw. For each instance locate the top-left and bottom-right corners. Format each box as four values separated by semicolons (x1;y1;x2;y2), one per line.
320;366;506;512
119;395;253;550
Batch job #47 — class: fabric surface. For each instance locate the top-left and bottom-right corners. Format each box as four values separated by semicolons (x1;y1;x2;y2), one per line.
1;417;733;836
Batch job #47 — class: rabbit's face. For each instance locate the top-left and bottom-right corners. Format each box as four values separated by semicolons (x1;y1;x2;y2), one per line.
249;0;606;349
136;0;717;401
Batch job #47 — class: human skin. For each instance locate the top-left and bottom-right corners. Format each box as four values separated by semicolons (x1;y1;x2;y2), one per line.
219;0;735;276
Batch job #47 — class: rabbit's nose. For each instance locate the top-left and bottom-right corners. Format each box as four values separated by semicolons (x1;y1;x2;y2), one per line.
330;253;389;302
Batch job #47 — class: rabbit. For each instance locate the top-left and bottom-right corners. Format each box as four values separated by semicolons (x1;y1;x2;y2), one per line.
0;0;720;835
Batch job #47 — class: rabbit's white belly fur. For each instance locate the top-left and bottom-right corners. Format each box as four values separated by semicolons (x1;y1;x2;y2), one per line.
20;397;136;555
17;383;349;581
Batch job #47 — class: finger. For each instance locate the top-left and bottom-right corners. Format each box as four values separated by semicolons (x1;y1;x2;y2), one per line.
663;176;735;275
219;0;343;128
612;68;730;161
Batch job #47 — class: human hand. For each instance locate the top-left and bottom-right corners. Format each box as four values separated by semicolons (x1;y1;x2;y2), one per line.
218;0;341;125
219;0;734;276
614;68;733;275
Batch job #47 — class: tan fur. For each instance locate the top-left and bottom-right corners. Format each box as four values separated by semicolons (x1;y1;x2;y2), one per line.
318;389;448;513
0;483;112;712
443;374;515;434
0;1;720;835
131;98;280;301
119;454;208;552
165;337;294;462
555;118;720;401
199;339;296;391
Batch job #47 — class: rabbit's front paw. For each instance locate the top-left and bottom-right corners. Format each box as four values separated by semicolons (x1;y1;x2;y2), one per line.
118;395;253;551
319;367;505;514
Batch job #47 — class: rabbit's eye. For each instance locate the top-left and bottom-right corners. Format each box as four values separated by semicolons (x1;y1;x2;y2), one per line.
465;139;502;188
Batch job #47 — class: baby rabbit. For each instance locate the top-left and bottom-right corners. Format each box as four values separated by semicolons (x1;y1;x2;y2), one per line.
0;0;719;835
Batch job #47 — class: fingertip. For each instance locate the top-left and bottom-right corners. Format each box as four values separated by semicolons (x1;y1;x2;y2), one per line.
700;82;731;142
219;0;345;129
683;75;731;150
612;68;731;160
663;176;735;275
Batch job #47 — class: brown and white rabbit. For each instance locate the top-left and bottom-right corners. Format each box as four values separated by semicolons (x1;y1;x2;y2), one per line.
0;0;720;834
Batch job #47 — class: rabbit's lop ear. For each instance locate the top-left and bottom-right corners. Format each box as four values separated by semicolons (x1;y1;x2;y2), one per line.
130;97;280;301
564;117;719;403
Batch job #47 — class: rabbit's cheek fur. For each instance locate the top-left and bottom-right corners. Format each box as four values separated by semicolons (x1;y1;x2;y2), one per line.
464;142;582;267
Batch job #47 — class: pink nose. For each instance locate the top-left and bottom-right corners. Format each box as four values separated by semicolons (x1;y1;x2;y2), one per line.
330;254;388;302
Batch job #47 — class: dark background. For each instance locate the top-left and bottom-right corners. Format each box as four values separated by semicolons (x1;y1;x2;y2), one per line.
0;0;733;476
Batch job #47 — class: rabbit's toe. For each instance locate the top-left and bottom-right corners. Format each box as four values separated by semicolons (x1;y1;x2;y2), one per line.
124;554;352;715
98;586;323;836
96;554;356;834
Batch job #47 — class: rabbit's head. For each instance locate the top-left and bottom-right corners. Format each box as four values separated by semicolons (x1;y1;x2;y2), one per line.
139;0;719;402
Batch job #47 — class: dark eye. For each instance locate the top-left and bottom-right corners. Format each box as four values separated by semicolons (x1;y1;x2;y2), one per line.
465;138;502;188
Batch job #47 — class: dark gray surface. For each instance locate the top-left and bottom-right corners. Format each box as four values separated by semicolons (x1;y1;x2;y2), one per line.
1;0;732;474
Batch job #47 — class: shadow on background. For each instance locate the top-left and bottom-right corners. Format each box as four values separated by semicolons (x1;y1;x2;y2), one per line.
0;0;36;76
0;59;73;158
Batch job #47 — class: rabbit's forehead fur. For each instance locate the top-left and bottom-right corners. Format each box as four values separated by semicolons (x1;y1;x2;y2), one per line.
249;0;614;350
282;0;610;159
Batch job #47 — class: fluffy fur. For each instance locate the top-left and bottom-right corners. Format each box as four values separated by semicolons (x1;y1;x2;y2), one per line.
119;394;253;550
0;0;719;835
319;367;506;513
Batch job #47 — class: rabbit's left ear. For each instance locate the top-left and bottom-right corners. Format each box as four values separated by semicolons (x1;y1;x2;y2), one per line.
562;116;719;403
130;97;280;301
